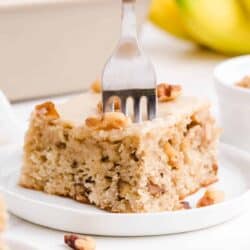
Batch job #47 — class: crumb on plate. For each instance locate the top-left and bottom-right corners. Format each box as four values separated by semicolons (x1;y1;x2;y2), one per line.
197;188;225;208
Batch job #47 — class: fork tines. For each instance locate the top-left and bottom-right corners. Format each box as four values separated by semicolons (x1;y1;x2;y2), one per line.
102;88;156;123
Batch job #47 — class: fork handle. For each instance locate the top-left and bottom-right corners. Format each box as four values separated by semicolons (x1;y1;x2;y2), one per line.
121;0;137;39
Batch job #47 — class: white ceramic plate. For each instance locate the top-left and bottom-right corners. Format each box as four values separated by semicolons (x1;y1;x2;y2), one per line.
0;144;250;236
5;237;38;250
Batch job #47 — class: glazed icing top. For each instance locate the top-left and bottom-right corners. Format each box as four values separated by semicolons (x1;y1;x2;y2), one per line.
57;91;209;132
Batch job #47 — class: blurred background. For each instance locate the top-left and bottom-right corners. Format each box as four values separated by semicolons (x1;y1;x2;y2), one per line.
0;0;249;101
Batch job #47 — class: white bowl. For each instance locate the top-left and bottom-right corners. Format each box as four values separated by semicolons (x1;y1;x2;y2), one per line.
0;90;25;146
214;55;250;152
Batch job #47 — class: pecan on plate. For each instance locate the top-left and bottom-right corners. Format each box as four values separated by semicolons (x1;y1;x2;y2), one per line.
64;234;96;250
197;188;225;208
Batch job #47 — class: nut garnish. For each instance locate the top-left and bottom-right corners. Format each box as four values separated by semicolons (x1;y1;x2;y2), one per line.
157;83;182;102
90;79;102;93
236;76;250;89
197;188;225;208
35;101;60;118
64;234;96;250
180;201;191;209
118;180;130;198
147;181;165;197
97;97;121;113
85;112;131;131
163;141;180;169
212;163;218;173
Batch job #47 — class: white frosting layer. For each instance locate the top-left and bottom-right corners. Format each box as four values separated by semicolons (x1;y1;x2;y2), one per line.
57;92;210;131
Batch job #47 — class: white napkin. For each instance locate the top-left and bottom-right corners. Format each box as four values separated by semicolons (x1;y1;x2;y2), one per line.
0;90;25;146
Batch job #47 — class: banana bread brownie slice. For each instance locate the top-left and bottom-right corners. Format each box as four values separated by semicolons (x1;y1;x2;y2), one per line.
19;87;220;212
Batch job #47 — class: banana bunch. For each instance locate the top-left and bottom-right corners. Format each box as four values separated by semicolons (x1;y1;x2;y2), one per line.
149;0;250;54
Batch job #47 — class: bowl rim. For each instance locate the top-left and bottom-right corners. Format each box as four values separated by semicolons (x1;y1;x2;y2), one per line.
214;55;250;95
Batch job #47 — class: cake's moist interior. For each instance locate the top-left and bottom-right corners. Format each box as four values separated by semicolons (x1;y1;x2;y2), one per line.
20;104;219;212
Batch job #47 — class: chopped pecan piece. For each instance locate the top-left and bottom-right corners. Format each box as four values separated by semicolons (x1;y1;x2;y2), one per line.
212;163;218;173
35;101;60;119
147;181;165;197
197;188;225;208
85;112;131;131
90;79;102;93
118;180;130;198
157;83;182;102
64;234;96;250
97;102;103;113
163;141;180;169
236;76;250;89
180;201;191;209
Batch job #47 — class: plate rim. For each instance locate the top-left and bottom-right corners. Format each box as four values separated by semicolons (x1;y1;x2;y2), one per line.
1;142;250;236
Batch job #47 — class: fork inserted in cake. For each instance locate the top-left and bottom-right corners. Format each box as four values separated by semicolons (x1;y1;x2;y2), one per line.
102;0;157;123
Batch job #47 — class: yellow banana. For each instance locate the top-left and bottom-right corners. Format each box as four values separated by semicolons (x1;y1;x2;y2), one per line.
148;0;189;39
240;0;250;15
176;0;250;54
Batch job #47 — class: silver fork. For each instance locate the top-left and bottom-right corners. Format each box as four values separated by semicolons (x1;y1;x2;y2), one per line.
101;0;157;123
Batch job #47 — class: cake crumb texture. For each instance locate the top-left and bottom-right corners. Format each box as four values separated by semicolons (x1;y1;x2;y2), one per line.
20;93;220;213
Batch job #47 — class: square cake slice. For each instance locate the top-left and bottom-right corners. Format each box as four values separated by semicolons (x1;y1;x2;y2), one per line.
19;86;220;212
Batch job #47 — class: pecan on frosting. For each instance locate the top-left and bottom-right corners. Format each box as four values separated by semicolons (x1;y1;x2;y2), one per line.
85;112;131;131
157;83;182;102
35;101;60;119
90;79;102;93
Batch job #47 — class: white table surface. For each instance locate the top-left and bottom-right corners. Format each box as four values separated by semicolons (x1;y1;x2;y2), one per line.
4;24;250;250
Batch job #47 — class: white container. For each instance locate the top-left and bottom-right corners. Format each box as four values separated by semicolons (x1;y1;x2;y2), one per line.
0;90;25;145
0;0;149;101
214;55;250;153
